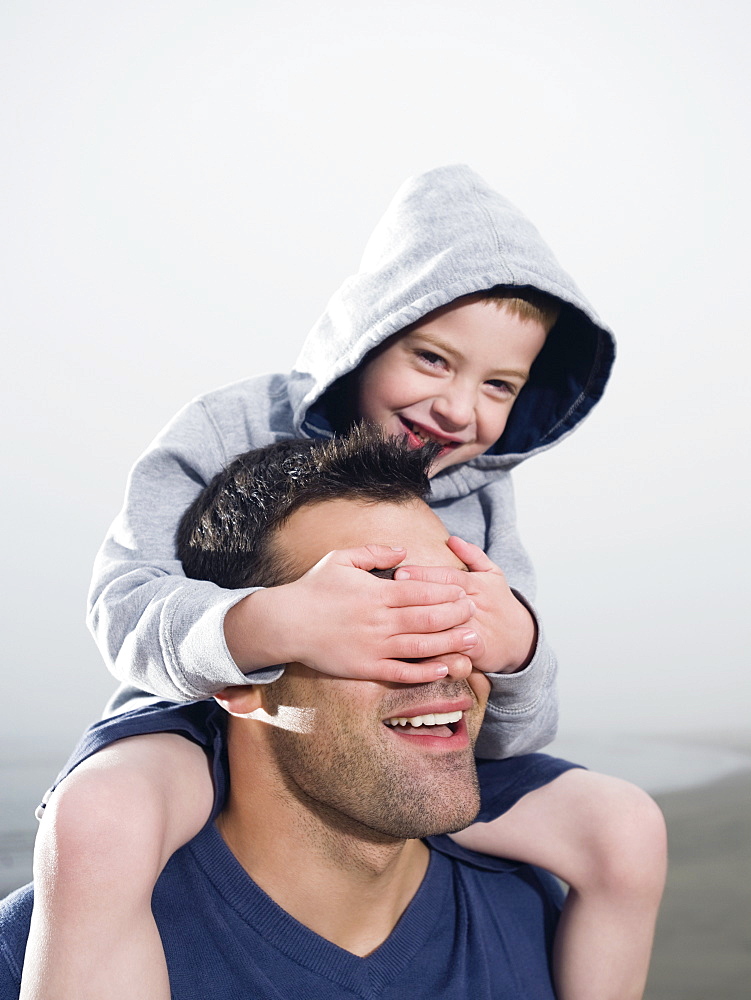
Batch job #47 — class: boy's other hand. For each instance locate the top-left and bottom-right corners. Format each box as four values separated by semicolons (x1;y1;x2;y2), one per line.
225;544;477;684
393;536;537;674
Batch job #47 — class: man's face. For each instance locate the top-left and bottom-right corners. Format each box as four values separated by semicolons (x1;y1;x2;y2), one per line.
356;296;548;475
257;498;491;841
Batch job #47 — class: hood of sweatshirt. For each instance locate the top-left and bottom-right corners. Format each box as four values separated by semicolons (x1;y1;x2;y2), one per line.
287;165;615;488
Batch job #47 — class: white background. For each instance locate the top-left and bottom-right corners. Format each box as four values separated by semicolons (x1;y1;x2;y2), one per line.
2;0;749;764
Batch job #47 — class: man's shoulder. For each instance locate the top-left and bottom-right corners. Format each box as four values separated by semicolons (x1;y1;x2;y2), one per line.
427;833;564;904
0;883;34;996
424;837;562;994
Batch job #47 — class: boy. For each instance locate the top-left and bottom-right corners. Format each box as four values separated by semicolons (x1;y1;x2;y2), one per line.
21;165;666;1000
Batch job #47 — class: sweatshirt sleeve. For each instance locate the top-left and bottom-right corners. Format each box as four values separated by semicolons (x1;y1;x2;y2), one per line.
470;486;559;760
87;398;274;702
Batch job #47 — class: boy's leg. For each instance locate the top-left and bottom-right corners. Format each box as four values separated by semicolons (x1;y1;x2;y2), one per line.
451;768;667;1000
20;733;215;1000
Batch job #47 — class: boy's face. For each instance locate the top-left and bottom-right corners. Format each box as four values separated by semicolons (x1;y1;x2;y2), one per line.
356;295;548;474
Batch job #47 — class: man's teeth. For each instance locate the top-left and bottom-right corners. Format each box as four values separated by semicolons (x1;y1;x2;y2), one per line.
385;711;462;728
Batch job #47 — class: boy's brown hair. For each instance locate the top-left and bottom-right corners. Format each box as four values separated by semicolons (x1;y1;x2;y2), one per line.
480;285;561;332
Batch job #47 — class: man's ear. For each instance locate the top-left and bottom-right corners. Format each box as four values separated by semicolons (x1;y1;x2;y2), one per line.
214;684;265;717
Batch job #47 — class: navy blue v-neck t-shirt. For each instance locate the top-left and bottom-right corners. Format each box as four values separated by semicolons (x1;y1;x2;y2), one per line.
1;818;564;999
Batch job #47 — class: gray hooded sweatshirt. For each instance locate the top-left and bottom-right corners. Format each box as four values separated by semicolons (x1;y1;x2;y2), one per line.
89;165;615;758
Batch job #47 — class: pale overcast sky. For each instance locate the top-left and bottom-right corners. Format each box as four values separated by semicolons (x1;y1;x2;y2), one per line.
2;0;749;762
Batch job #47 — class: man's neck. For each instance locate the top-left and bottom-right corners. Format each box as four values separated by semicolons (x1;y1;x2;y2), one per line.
216;779;430;957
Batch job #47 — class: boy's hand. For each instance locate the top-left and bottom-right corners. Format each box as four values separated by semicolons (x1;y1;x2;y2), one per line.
225;544;477;684
393;536;537;674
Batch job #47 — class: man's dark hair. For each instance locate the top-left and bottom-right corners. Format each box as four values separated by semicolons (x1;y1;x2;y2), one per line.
177;424;438;590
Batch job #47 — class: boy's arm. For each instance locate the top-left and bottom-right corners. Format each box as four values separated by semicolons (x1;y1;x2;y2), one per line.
89;392;477;701
477;519;559;757
87;398;265;701
473;603;558;758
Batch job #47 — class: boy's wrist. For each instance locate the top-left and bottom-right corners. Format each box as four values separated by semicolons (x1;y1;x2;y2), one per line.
224;587;296;671
501;598;538;674
510;622;537;672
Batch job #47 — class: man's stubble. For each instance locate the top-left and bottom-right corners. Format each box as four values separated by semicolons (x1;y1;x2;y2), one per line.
262;676;483;845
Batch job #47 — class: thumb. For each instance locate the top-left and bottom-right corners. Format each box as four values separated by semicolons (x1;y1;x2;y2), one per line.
328;543;407;573
446;535;497;573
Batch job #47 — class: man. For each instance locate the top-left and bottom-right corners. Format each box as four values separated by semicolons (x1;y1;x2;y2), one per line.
1;428;568;998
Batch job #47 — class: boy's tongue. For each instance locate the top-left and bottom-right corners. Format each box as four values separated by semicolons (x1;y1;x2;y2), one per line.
403;424;425;450
401;418;437;449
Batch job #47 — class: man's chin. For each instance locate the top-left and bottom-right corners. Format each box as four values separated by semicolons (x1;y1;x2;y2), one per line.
409;810;481;840
365;769;482;840
374;806;481;841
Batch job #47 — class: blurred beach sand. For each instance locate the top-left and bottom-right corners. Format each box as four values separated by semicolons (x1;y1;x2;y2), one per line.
645;767;751;1000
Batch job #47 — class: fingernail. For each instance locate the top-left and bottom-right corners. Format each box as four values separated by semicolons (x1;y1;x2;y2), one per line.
390;546;406;552
434;665;449;677
468;600;477;614
462;631;478;646
395;568;410;579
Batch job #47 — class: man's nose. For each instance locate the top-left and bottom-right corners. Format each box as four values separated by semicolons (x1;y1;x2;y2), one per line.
440;654;473;680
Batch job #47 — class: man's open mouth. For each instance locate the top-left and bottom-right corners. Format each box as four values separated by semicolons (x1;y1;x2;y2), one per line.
384;710;462;739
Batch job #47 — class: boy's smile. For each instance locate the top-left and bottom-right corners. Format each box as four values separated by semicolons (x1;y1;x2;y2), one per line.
356;295;549;474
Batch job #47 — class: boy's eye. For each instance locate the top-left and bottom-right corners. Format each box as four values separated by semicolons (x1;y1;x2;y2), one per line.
416;350;446;367
486;379;515;395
